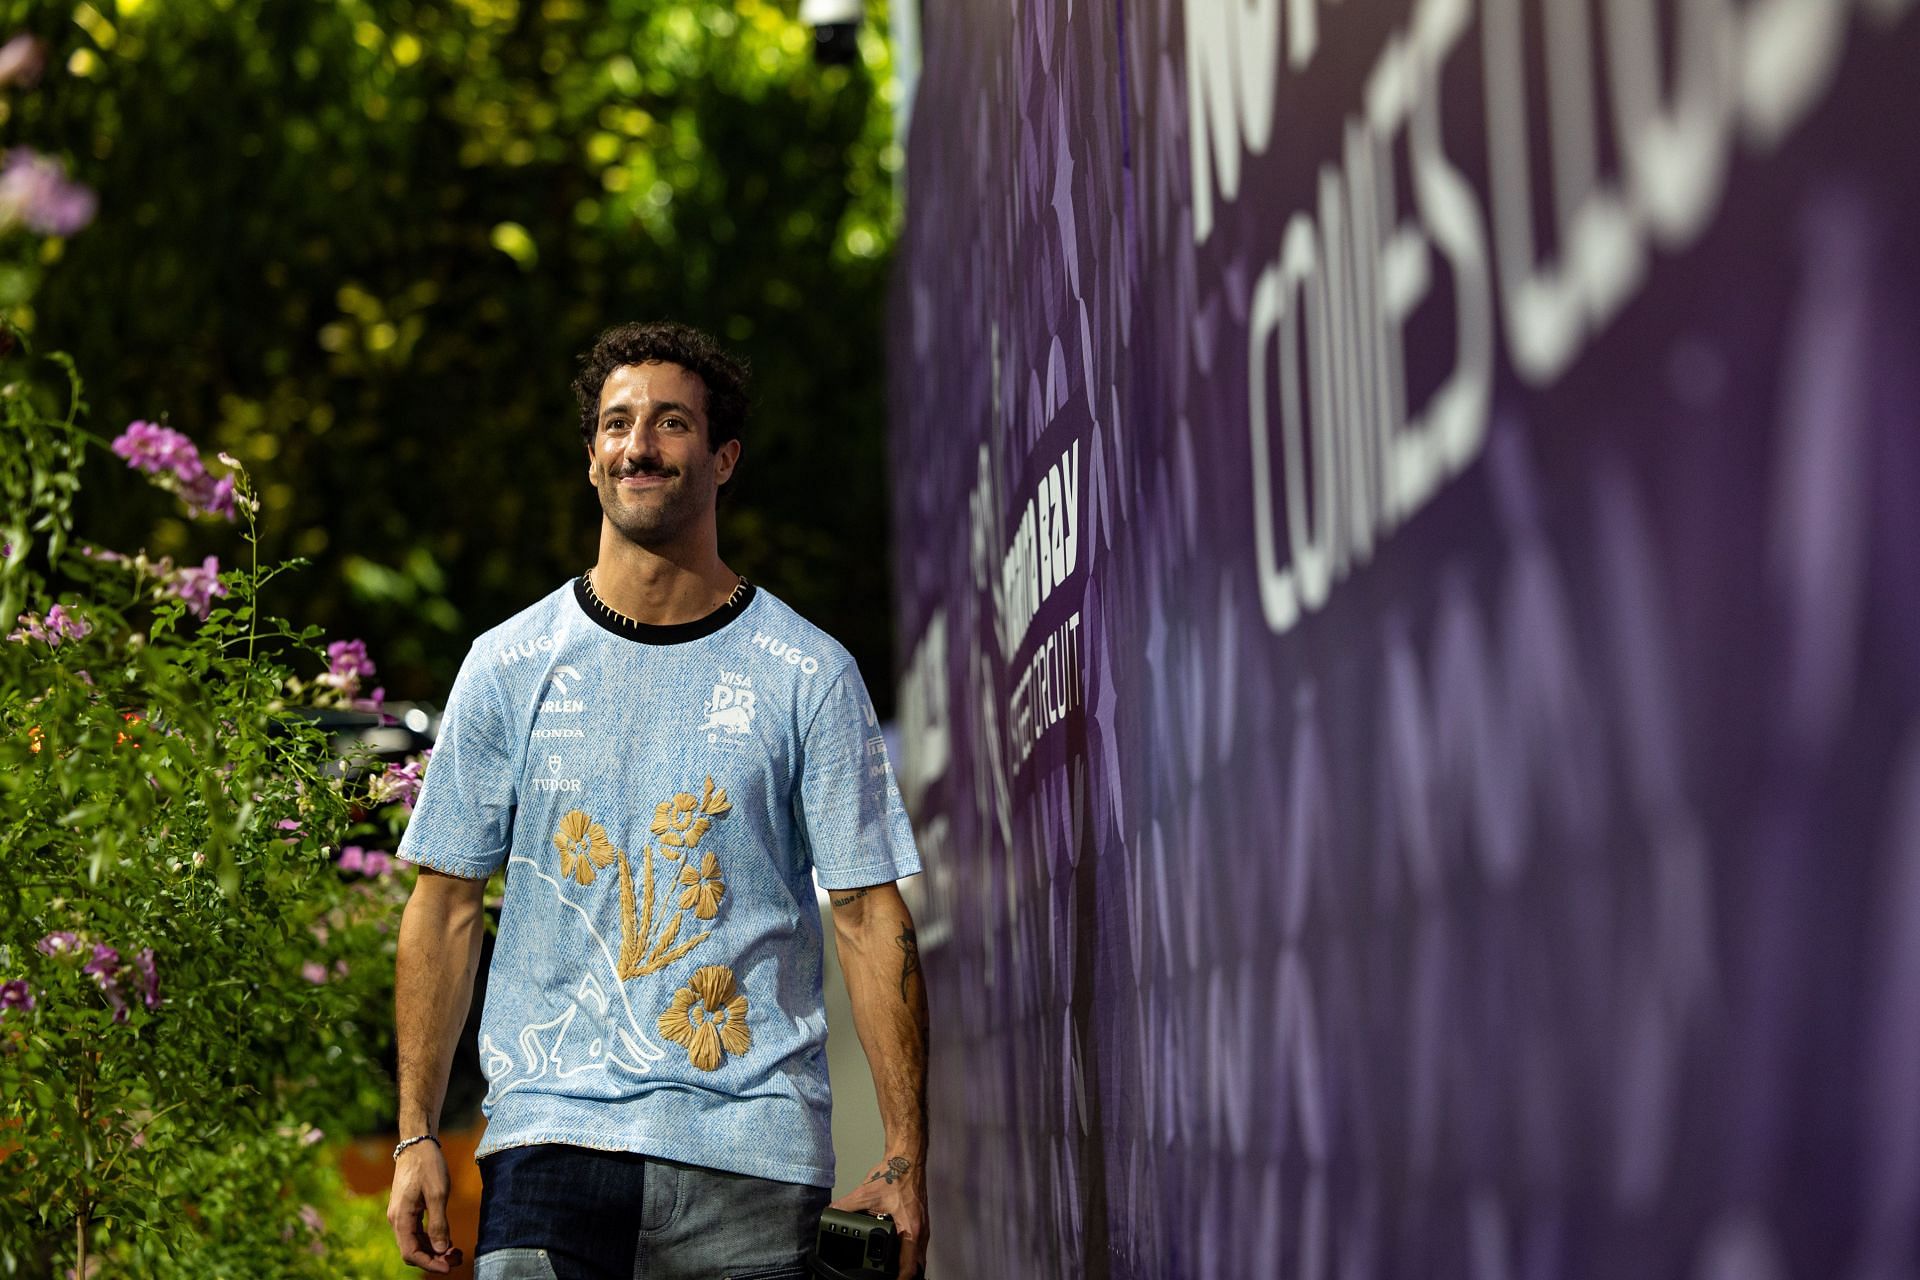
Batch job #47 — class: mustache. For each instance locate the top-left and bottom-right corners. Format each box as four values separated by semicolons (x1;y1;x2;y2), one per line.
611;461;678;479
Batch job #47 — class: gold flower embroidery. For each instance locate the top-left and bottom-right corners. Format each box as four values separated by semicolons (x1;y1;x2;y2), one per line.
650;777;731;857
677;851;726;920
613;777;735;980
657;964;750;1071
553;810;616;886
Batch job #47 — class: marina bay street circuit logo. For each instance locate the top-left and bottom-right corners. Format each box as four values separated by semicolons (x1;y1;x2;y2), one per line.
699;671;756;744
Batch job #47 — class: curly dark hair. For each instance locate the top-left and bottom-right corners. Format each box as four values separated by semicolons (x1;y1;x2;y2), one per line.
571;321;751;492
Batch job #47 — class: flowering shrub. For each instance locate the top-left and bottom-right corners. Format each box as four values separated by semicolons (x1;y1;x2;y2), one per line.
0;348;425;1275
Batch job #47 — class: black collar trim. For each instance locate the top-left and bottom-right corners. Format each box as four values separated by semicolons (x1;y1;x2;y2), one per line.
572;574;757;645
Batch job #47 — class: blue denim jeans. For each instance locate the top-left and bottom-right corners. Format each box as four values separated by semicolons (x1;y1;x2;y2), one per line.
475;1143;829;1280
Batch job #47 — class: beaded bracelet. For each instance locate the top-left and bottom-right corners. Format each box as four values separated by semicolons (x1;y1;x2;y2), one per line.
392;1133;442;1161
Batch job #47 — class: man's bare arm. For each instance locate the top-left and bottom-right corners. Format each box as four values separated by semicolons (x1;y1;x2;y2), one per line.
827;881;930;1280
387;866;488;1274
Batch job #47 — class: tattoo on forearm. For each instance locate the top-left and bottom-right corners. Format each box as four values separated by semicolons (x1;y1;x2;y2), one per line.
868;1156;912;1185
831;888;870;907
896;923;921;1002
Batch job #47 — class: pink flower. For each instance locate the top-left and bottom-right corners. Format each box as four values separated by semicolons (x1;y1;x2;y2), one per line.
36;931;79;956
0;980;33;1016
337;845;394;877
351;687;391;716
326;639;376;684
6;605;86;647
135;947;160;1010
45;604;88;643
0;148;95;236
111;420;204;483
110;423;237;521
84;944;128;1024
82;943;119;982
166;555;227;620
182;471;237;521
369;750;431;810
0;35;46;89
319;639;386;711
300;962;328;985
300;1127;325;1148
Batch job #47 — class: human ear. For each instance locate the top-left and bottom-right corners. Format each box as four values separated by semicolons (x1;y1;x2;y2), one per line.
714;439;741;487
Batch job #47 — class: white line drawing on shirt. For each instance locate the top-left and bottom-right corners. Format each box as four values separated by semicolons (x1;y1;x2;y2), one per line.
496;975;627;1085
552;664;583;695
482;855;668;1103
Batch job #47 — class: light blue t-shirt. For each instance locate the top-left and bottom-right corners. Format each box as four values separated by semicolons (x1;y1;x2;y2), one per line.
397;578;921;1186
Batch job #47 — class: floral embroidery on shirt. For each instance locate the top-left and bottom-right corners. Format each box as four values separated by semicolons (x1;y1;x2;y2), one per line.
651;777;728;858
657;964;751;1071
553;810;616;886
677;851;726;920
544;780;742;1056
610;777;734;980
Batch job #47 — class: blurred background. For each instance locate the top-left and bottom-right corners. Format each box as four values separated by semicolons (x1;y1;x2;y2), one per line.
6;0;906;707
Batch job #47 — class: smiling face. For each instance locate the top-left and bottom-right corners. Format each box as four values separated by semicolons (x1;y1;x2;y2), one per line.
587;361;740;550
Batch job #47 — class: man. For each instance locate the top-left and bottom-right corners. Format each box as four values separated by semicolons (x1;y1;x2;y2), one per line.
387;321;930;1280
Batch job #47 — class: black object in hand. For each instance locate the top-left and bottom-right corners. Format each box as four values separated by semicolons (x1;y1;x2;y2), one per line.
812;1208;904;1279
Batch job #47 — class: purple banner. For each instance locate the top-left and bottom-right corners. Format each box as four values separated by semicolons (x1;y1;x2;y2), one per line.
889;0;1920;1275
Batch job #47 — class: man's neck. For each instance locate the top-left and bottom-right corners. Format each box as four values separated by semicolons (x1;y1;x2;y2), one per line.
591;528;738;626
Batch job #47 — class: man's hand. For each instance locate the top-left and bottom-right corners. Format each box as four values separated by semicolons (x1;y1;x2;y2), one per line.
390;868;486;1271
829;1153;929;1280
386;1142;464;1273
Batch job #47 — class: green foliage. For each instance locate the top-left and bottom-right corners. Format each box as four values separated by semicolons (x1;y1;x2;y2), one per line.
6;0;903;706
0;350;415;1276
